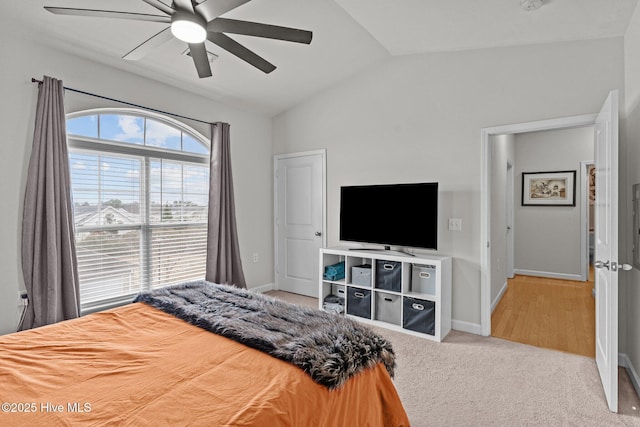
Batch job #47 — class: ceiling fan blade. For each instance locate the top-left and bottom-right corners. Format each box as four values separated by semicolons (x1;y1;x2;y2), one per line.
208;18;312;44
140;0;175;16
123;27;174;60
44;7;170;23
207;32;276;74
188;43;213;78
195;0;250;21
172;0;195;13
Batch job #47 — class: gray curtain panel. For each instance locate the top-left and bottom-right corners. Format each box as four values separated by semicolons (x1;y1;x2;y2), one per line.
20;76;80;331
205;122;247;288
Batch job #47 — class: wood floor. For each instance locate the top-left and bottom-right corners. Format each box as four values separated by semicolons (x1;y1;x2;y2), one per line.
491;271;595;358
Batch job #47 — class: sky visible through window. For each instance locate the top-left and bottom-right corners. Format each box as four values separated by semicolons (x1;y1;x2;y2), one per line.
67;114;208;154
67;113;209;215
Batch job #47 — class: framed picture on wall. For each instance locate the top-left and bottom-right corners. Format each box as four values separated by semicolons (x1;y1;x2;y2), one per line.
521;170;576;206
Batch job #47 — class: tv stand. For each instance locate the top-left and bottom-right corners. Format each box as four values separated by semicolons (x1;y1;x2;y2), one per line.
320;246;452;341
348;246;415;257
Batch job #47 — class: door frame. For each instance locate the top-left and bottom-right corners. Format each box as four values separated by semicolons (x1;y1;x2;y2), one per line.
506;162;515;279
480;114;597;336
273;149;327;291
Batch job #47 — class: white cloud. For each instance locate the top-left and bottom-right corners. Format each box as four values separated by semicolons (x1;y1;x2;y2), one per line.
115;116;143;141
146;120;180;148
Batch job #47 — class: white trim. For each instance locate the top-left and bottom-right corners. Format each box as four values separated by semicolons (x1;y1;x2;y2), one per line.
481;129;492;336
249;282;275;294
273;149;328;160
491;281;508;313
273;149;327;292
68;136;208;165
619;353;640;399
452;319;483;335
481;114;598;337
513;269;582;281
506;163;515;279
482;114;598;136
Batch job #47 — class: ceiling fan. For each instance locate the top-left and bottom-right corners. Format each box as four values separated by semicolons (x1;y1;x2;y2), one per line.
44;0;313;78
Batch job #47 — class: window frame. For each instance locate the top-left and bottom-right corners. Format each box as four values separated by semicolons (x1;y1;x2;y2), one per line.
66;108;210;314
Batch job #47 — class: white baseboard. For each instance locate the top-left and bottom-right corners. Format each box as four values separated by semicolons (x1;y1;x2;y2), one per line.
452;319;483;335
619;353;640;399
513;269;582;281
491;281;508;313
249;283;275;294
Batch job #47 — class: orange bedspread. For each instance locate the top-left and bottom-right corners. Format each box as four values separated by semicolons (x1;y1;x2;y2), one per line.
0;302;409;426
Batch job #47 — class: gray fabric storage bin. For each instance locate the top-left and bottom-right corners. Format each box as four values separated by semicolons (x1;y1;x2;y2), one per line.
331;284;346;300
351;264;372;287
411;264;436;295
375;292;401;325
375;260;401;292
403;297;435;335
346;287;371;319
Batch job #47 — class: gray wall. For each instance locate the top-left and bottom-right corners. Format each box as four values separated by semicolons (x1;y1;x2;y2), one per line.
0;25;274;334
490;134;515;308
513;127;594;279
273;37;624;330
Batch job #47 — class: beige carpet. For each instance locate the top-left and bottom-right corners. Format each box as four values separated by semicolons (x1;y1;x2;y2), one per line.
265;290;640;426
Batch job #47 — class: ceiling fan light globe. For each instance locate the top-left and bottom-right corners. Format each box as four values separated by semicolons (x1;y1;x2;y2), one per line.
171;20;206;43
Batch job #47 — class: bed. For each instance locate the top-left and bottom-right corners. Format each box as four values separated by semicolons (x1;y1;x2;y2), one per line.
0;281;409;426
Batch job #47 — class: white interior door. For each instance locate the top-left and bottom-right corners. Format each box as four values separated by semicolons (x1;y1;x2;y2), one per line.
274;151;325;297
594;90;619;413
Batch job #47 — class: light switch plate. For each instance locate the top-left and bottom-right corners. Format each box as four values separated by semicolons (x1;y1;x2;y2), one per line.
448;218;462;231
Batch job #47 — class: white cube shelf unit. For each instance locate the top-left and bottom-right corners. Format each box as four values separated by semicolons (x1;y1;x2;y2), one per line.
319;246;452;342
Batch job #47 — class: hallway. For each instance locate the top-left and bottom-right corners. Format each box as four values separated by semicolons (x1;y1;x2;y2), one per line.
491;273;595;358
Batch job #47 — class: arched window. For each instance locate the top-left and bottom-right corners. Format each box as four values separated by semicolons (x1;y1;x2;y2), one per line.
66;109;209;312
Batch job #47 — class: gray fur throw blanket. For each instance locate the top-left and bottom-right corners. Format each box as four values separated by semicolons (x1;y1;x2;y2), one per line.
134;280;395;389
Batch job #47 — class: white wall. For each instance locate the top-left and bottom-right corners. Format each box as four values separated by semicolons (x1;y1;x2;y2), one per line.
624;1;640;391
273;38;624;328
490;134;515;308
513;127;594;279
0;27;274;334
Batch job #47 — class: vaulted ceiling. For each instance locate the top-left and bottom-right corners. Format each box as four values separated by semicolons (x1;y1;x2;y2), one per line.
4;0;638;116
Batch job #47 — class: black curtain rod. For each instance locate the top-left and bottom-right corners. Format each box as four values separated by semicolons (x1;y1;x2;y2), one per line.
31;78;214;126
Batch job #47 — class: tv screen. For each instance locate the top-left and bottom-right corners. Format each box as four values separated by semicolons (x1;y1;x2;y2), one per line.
339;182;438;250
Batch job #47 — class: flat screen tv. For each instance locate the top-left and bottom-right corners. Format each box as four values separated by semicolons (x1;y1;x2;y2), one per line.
339;182;438;250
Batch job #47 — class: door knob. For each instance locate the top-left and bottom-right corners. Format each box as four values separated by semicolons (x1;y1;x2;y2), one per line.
315;231;322;236
594;260;610;270
594;260;633;272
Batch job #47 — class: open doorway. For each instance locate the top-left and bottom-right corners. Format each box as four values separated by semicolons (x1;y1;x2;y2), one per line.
482;92;622;412
488;126;595;357
479;114;598;337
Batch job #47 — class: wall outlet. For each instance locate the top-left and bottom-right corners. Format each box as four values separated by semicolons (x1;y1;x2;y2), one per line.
448;218;462;231
252;252;259;263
